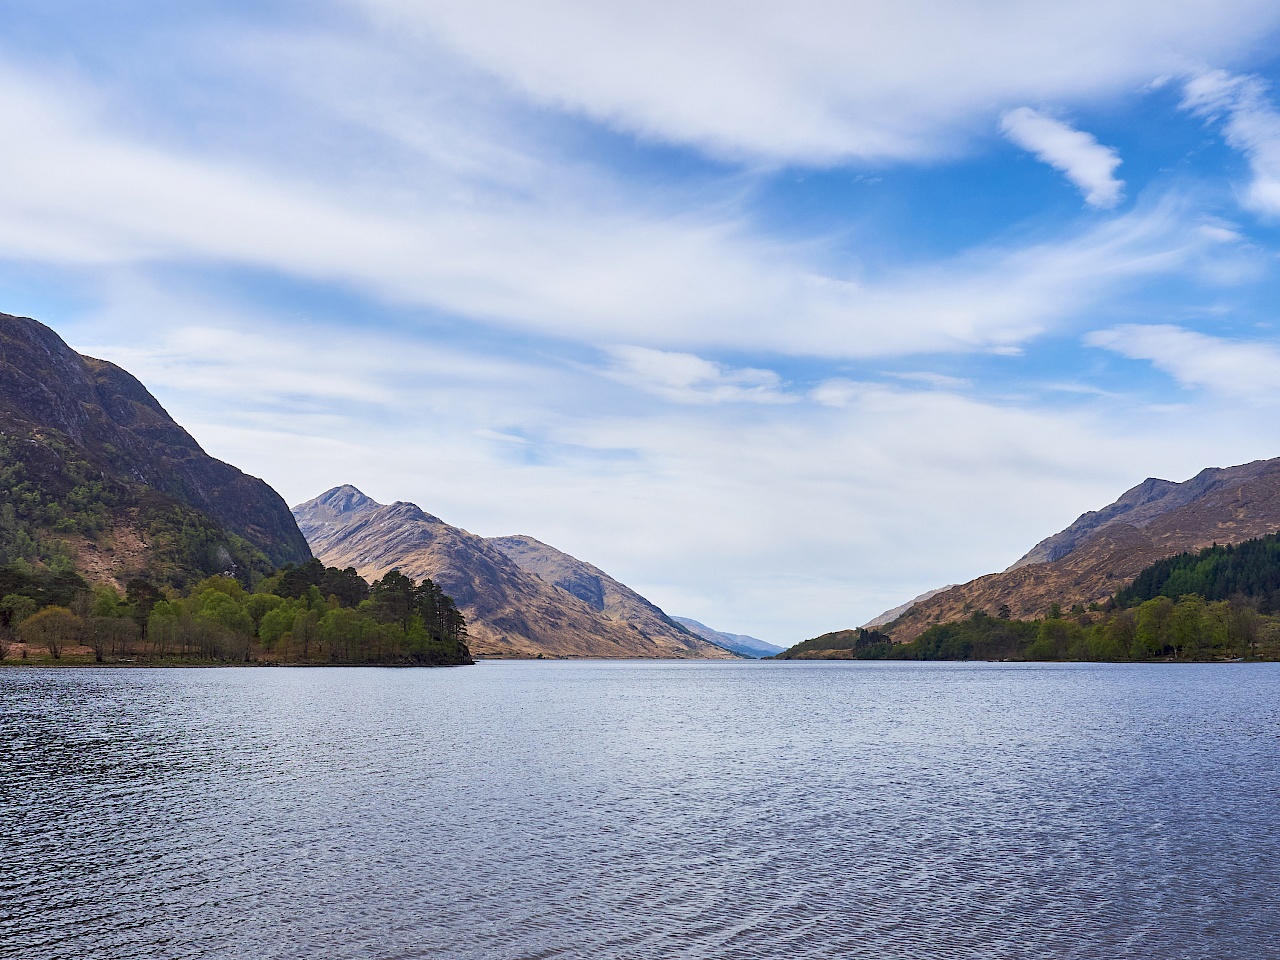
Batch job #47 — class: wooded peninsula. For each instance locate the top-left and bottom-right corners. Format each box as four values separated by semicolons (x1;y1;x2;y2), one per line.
0;559;473;667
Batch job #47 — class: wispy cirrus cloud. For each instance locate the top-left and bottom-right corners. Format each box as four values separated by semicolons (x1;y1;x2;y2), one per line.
600;346;794;404
1182;69;1280;217
1000;107;1124;207
356;0;1280;163
1086;323;1280;398
0;61;1227;364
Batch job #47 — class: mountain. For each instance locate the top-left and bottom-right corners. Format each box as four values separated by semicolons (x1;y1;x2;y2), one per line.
861;585;955;629
293;486;736;659
670;616;782;658
884;457;1280;641
486;534;724;654
0;312;310;587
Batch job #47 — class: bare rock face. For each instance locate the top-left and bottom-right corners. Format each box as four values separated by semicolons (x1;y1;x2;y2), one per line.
294;487;736;659
887;457;1280;641
0;312;311;573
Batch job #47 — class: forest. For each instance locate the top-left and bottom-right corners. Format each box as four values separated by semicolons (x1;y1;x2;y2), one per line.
0;558;472;667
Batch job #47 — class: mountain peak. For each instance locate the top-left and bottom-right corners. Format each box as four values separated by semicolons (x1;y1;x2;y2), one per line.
317;484;380;514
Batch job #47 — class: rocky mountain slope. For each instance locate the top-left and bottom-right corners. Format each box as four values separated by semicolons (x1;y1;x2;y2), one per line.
885;457;1280;641
487;534;715;653
294;486;735;659
670;616;782;658
0;312;310;586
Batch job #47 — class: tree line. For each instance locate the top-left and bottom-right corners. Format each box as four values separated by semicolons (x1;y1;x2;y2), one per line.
0;557;472;666
779;595;1275;663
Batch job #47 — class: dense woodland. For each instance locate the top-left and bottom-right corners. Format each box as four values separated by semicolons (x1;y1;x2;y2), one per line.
1116;533;1280;611
0;558;472;666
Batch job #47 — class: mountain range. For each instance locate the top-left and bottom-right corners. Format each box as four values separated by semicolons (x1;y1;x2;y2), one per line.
881;458;1280;640
293;485;737;659
18;307;1279;662
670;617;782;658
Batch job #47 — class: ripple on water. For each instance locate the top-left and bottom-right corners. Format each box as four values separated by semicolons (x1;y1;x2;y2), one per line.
1;660;1278;959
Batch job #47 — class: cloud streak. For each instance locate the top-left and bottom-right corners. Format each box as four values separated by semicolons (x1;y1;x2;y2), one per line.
1086;323;1280;399
358;0;1280;163
600;346;794;405
1182;69;1280;217
1001;108;1124;207
0;62;1224;365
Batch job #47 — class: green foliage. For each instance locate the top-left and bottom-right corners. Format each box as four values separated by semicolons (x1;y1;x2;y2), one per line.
899;613;1039;661
774;627;895;659
1116;532;1280;612
779;593;1278;662
0;430;275;590
0;561;472;667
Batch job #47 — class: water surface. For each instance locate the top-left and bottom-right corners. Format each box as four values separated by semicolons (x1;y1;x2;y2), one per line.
1;660;1277;959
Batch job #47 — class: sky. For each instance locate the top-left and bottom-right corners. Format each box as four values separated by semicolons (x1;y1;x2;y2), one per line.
5;2;1280;644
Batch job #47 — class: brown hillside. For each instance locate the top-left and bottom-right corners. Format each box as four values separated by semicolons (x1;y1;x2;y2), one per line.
487;534;722;657
294;486;734;659
888;457;1280;641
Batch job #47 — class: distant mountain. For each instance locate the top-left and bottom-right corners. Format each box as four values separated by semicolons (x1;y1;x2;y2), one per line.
884;457;1280;641
0;311;310;587
487;534;726;656
293;486;735;660
670;616;781;658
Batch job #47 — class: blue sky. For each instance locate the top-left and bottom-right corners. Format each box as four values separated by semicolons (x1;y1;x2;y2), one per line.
5;1;1280;643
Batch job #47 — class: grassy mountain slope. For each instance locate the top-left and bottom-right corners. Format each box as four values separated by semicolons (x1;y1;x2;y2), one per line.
884;457;1280;641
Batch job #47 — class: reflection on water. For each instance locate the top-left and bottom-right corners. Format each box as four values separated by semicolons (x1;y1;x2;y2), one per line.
1;660;1277;959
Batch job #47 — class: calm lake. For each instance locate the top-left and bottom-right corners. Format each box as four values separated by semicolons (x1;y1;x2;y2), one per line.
1;660;1277;959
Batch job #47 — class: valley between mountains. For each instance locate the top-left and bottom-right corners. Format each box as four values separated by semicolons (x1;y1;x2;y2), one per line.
3;308;1280;665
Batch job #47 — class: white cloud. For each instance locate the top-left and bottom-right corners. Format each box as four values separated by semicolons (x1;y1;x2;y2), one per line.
1086;323;1280;398
1182;69;1280;217
356;0;1280;163
1000;108;1124;208
0;62;1224;363
889;372;974;390
600;346;794;404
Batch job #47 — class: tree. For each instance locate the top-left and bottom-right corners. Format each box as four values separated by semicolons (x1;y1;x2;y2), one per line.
19;606;82;659
1168;594;1206;659
371;570;416;630
1133;597;1174;658
1228;597;1259;658
0;593;37;630
1104;608;1137;659
126;578;164;639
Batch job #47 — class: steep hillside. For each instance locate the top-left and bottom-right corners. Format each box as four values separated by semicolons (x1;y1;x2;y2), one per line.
886;457;1280;641
0;312;310;587
294;486;735;659
861;585;955;629
487;534;725;657
671;616;782;658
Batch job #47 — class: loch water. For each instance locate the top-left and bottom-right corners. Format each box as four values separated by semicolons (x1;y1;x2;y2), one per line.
1;660;1277;959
